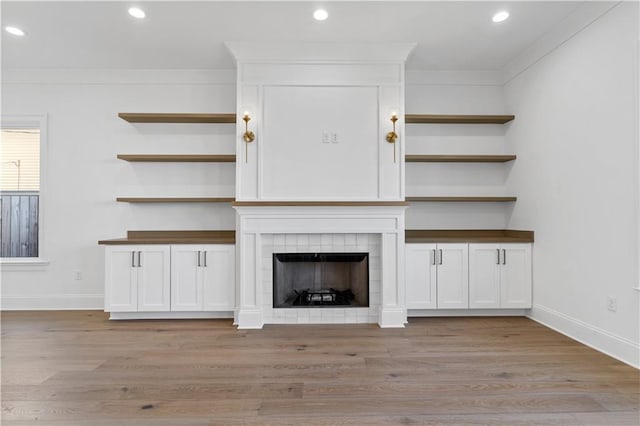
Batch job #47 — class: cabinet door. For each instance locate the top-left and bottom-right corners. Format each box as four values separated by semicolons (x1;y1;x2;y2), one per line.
105;247;138;312
500;244;532;308
405;243;437;309
469;244;501;308
137;246;171;312
436;244;469;309
171;245;204;311
203;245;235;310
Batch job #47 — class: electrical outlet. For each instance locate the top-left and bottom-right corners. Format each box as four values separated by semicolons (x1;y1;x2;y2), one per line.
73;270;82;281
322;131;330;143
607;296;617;312
331;132;339;143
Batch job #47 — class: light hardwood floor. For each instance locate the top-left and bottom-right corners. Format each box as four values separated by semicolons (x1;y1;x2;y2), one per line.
1;311;638;425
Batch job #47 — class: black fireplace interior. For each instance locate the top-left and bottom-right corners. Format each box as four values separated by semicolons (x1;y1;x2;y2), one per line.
273;252;369;308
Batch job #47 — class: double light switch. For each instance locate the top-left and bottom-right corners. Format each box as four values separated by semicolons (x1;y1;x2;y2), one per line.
322;131;339;144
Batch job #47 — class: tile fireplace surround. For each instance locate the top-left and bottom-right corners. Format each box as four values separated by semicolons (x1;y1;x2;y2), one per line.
233;204;407;329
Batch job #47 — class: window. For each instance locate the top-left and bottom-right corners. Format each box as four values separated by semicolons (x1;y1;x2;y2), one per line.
1;115;45;261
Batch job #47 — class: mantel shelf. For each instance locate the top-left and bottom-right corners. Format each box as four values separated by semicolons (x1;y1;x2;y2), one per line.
405;155;516;163
117;154;236;163
406;196;517;202
118;113;236;123
232;201;409;207
116;197;235;203
405;114;515;124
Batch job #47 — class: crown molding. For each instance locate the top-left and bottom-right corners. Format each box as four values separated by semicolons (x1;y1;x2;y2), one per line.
502;2;621;85
225;41;416;64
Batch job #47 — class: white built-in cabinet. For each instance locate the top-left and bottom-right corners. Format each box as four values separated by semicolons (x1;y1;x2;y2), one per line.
171;245;235;311
405;244;437;309
406;242;532;311
105;245;171;312
406;243;469;309
105;244;234;313
469;244;532;308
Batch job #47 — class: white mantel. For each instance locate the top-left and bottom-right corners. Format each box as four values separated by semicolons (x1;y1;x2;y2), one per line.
226;42;414;328
233;204;407;328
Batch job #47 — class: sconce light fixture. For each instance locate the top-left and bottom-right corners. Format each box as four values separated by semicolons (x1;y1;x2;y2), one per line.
385;112;399;163
242;112;255;163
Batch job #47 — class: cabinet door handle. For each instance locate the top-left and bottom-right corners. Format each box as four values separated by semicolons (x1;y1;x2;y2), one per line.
204;251;207;267
197;251;201;267
496;249;501;265
131;251;136;268
137;251;142;267
432;249;436;265
502;249;506;265
438;249;443;265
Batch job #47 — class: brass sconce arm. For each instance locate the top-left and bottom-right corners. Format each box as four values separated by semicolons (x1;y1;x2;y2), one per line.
242;113;255;163
243;114;255;143
386;114;398;143
386;113;399;163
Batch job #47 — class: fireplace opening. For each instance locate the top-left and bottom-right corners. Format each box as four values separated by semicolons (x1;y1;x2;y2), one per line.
273;252;369;308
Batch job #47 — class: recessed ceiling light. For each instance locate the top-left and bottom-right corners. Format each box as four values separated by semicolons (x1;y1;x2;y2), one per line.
5;26;25;36
313;9;329;21
492;11;509;23
128;7;146;19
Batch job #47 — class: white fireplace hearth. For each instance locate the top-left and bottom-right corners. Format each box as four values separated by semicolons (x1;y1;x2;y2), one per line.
233;204;407;328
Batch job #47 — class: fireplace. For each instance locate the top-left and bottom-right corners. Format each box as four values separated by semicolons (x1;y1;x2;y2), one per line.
273;252;369;308
233;207;407;328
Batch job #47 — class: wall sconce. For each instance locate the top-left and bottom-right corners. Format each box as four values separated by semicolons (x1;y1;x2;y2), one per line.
385;112;399;163
242;112;255;163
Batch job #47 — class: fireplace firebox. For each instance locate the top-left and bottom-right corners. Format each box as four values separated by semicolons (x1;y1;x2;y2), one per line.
273;252;369;308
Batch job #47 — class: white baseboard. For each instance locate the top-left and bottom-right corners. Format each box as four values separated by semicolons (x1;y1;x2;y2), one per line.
109;311;234;320
528;304;640;369
0;294;103;310
408;308;527;317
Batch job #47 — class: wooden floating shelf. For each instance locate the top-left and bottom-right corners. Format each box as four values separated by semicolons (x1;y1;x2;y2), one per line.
116;197;235;203
406;196;517;202
405;114;515;124
405;155;516;163
118;113;236;124
117;154;236;163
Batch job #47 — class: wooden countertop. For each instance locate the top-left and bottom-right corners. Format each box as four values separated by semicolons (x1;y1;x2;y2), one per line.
99;230;533;245
405;230;534;243
98;230;235;245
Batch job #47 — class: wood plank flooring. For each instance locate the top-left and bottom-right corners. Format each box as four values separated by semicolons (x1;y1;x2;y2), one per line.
1;312;638;425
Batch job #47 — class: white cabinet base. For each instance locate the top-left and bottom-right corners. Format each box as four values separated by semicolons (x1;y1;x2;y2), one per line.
408;308;529;317
105;243;235;317
109;311;234;320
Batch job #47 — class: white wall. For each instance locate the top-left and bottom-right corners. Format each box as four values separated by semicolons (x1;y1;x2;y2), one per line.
504;3;640;367
1;69;236;309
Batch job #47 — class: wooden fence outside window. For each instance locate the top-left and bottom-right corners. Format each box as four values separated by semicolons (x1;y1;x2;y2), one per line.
0;192;39;257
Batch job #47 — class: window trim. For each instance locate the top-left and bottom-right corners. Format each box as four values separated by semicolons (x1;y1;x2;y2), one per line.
0;114;49;268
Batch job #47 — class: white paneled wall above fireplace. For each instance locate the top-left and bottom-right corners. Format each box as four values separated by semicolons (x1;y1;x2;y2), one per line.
261;85;380;200
227;42;415;202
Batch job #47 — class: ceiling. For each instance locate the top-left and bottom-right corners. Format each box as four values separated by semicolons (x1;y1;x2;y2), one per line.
1;1;587;71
